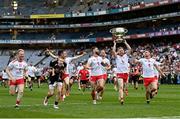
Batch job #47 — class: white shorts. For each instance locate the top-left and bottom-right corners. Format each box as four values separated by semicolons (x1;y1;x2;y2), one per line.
49;82;63;90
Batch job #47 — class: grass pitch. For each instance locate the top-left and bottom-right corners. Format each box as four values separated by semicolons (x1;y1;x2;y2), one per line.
0;83;180;118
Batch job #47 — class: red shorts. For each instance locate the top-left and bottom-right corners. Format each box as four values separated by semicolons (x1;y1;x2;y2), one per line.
154;76;159;84
102;74;108;80
90;75;104;82
154;76;158;80
117;73;129;83
10;78;24;86
143;77;156;87
62;73;69;80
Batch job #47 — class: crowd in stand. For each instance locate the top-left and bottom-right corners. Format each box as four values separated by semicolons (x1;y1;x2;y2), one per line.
131;42;180;84
100;41;180;84
0;0;158;15
0;41;179;86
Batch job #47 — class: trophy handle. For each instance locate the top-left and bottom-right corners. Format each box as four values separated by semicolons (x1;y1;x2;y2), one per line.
124;29;128;34
109;29;113;33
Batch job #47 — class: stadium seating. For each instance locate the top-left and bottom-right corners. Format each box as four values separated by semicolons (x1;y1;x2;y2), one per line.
0;24;178;40
0;0;162;15
0;56;10;70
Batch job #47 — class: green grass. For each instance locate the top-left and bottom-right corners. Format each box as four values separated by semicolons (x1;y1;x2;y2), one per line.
0;83;180;118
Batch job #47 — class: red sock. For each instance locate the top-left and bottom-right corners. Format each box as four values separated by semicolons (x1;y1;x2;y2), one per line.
16;100;20;105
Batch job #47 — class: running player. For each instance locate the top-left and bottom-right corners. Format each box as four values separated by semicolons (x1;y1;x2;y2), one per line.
130;63;140;90
134;50;165;104
43;58;66;109
78;63;89;93
68;60;77;92
35;65;43;88
86;47;104;104
6;49;28;108
77;62;84;90
47;49;86;97
27;63;37;91
2;69;9;88
112;40;132;105
97;50;111;100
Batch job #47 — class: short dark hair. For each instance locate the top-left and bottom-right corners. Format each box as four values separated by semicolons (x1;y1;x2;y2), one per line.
117;47;124;50
145;49;151;53
92;47;98;50
58;50;63;56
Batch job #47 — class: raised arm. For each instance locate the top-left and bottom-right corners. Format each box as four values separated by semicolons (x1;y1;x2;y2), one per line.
72;52;86;60
46;49;58;59
112;40;117;57
124;40;132;55
46;49;65;62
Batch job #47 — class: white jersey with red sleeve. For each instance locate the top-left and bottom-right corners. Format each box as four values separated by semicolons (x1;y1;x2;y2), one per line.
65;57;73;74
101;57;110;74
87;56;103;76
115;54;129;73
7;60;28;79
139;58;156;78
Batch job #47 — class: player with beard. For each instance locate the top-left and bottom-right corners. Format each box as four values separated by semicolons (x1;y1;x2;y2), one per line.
112;40;132;105
86;47;104;104
43;58;66;109
96;50;111;100
134;50;165;104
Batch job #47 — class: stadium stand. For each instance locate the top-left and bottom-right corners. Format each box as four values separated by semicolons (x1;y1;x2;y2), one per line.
0;0;179;85
0;0;164;15
0;40;179;83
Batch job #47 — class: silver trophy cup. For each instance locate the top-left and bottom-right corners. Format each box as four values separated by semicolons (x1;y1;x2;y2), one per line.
110;27;128;43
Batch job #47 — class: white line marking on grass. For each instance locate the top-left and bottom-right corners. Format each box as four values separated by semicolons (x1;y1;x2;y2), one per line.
1;116;180;119
0;102;88;108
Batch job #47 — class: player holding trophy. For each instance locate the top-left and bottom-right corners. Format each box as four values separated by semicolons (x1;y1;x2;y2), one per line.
110;27;132;105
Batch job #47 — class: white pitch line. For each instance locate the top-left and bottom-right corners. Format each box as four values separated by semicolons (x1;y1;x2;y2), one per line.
0;117;180;119
0;102;88;108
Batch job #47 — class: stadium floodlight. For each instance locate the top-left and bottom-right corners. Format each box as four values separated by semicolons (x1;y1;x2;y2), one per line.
12;1;18;10
11;0;18;15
